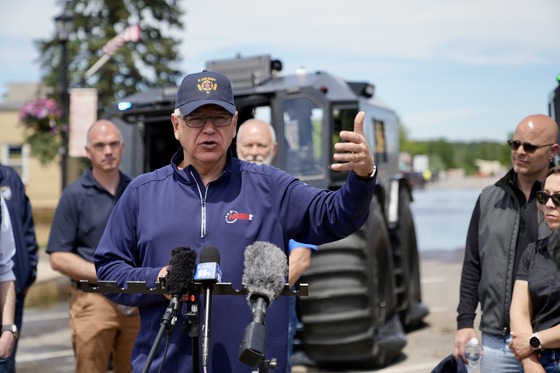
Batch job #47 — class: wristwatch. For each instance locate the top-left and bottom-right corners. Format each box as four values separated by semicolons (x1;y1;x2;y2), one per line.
530;332;542;351
1;324;18;339
353;162;377;181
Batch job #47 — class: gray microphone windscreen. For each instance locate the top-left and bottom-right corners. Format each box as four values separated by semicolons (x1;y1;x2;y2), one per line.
242;241;288;305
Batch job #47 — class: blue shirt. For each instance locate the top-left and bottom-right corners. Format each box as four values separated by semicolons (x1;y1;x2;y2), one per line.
289;240;317;252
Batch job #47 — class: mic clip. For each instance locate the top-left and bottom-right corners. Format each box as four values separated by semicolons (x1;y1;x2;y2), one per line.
239;321;268;367
161;297;180;336
183;283;201;338
250;297;268;325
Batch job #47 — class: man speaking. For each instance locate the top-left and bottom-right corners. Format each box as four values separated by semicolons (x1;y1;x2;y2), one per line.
94;70;377;372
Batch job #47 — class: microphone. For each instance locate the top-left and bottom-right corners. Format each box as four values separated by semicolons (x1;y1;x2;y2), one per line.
239;241;288;367
142;247;196;373
167;246;197;299
194;246;222;369
162;246;197;330
194;246;222;283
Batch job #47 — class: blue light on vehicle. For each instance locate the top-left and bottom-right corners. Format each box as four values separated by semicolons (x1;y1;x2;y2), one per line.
118;102;133;111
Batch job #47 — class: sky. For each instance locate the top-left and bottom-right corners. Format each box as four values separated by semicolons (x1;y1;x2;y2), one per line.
1;0;559;142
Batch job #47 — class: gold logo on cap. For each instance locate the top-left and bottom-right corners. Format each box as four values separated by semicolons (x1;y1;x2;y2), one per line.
197;77;218;94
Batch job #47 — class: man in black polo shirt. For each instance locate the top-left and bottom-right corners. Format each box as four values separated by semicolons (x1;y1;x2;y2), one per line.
46;119;139;373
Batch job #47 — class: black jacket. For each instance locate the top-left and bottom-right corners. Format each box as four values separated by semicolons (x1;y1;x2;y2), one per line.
457;168;548;335
0;164;38;294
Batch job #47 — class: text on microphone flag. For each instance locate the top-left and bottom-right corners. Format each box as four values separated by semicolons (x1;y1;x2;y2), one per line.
194;262;222;282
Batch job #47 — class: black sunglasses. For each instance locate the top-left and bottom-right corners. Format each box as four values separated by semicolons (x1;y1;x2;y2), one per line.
536;191;560;207
507;139;554;154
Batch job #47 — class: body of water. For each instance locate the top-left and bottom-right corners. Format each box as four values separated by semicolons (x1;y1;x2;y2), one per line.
410;186;482;252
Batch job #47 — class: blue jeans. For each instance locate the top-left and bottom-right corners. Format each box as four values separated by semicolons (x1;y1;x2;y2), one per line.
481;333;523;372
0;357;9;373
538;349;560;373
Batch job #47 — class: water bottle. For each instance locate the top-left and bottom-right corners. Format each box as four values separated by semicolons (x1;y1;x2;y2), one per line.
465;337;481;372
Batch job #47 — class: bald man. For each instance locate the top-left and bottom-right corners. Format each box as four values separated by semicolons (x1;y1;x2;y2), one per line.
47;120;139;373
454;114;559;372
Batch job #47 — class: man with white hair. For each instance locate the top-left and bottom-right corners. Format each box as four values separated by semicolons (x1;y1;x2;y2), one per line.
236;118;278;166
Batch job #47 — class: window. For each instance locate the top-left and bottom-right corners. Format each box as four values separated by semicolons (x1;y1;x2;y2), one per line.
373;119;387;163
2;144;29;184
282;98;323;178
332;107;359;147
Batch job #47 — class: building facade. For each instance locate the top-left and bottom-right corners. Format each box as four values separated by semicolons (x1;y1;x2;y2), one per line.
0;83;62;213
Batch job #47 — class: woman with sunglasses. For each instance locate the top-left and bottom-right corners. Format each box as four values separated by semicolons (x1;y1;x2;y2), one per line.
510;166;560;373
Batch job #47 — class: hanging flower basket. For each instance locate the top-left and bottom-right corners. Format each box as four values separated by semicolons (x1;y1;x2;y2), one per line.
19;98;65;165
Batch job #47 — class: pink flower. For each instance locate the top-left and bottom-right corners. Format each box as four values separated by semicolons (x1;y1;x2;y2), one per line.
19;98;63;134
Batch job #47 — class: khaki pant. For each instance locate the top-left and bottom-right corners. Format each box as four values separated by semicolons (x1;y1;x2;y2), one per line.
69;289;140;373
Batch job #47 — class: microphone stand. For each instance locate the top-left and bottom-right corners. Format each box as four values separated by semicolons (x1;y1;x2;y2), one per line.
183;283;201;373
255;358;277;373
79;280;308;372
141;296;181;373
201;284;214;370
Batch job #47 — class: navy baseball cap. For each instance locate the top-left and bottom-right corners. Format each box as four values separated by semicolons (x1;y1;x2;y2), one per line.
175;70;236;116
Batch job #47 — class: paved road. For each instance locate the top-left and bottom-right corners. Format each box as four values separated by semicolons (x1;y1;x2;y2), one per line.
17;281;74;373
15;249;469;373
292;250;468;373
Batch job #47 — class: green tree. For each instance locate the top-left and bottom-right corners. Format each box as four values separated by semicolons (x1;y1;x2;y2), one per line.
398;120;511;174
36;0;184;112
397;115;409;151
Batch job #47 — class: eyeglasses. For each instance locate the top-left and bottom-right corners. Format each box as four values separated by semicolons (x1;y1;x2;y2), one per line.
507;139;554;154
536;191;560;207
183;114;233;128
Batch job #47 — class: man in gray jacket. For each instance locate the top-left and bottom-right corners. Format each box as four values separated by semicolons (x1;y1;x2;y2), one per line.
454;114;559;372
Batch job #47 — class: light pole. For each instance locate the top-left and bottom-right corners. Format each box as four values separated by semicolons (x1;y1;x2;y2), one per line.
54;8;74;190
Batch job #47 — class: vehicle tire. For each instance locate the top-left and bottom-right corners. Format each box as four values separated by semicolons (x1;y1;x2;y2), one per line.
389;184;429;331
298;196;406;369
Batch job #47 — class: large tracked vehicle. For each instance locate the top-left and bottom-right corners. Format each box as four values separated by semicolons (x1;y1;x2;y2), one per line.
107;54;429;369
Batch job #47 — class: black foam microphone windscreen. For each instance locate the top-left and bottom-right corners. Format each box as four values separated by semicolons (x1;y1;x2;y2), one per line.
242;241;288;306
166;246;197;296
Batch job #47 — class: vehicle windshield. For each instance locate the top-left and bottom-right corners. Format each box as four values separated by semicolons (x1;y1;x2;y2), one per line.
282;97;323;178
